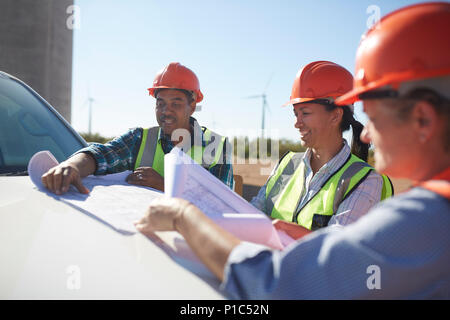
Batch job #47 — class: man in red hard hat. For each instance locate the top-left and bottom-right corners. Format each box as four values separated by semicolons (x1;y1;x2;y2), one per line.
42;62;234;194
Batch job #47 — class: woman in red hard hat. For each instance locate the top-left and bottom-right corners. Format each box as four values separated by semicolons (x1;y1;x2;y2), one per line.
250;60;392;232
136;3;450;299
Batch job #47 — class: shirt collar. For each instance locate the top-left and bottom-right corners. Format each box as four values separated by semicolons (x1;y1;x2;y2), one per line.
158;117;204;147
303;140;351;175
414;166;450;185
429;166;450;182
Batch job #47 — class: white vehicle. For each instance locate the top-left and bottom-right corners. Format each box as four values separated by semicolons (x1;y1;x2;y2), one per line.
0;71;223;299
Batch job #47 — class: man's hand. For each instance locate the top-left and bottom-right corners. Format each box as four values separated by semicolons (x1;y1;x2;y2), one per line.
41;153;95;195
134;198;192;235
126;167;164;191
41;162;89;195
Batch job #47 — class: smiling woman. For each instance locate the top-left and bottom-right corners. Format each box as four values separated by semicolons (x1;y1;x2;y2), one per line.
249;60;393;230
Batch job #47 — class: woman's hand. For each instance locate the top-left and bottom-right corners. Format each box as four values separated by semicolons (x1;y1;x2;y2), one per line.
135;197;240;282
134;197;192;235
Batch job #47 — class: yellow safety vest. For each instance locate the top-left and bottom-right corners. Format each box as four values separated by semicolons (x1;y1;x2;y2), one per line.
133;126;226;176
265;152;393;230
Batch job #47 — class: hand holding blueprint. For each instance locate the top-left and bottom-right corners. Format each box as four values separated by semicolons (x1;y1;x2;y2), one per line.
28;149;298;247
164;148;296;249
28;150;163;234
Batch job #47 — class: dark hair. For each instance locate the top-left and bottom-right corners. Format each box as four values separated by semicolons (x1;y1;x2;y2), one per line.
390;88;450;152
154;88;195;104
325;103;369;161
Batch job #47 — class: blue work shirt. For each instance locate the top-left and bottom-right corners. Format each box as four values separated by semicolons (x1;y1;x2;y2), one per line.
222;187;450;299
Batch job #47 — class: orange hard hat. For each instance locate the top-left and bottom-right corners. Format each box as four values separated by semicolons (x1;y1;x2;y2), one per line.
336;2;450;105
283;61;353;106
148;62;204;103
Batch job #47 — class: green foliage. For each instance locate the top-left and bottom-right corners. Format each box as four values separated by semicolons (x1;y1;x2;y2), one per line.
367;149;375;167
77;132;372;166
232;137;305;160
79;132;113;144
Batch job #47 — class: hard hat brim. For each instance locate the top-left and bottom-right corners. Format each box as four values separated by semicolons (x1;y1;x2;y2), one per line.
334;89;361;106
148;86;203;103
282;97;317;107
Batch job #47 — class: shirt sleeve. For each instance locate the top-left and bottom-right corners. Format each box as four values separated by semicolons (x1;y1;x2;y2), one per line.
73;128;143;175
208;137;234;190
250;185;268;213
222;189;450;299
328;170;383;227
250;161;280;214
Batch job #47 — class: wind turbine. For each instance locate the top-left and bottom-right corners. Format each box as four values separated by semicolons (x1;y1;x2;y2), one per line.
87;96;95;135
82;86;96;135
244;73;274;139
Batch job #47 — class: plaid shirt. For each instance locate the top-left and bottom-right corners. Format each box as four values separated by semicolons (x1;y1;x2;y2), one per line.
74;117;234;189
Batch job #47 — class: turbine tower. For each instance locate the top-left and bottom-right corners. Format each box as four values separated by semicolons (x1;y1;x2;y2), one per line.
244;73;274;139
87;96;95;135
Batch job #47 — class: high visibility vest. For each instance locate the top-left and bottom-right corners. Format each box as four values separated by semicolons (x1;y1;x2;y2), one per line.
265;152;394;230
133;126;226;176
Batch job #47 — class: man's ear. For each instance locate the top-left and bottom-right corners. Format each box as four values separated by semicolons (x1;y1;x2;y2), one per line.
412;100;438;143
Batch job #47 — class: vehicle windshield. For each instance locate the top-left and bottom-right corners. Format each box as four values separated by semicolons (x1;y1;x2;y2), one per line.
0;74;86;174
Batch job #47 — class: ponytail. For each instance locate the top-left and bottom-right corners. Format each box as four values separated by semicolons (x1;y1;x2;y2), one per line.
349;117;369;162
325;103;370;162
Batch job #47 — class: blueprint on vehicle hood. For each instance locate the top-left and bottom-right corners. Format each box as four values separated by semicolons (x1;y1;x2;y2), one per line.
27;150;164;234
27;149;296;248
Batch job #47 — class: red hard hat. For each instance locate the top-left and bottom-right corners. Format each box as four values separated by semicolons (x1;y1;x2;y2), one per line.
148;62;204;103
283;61;354;106
336;2;450;105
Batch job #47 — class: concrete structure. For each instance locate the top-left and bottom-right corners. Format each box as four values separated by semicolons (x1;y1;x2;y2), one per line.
0;0;73;122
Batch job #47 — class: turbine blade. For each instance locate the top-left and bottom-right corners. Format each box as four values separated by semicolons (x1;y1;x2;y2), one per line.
243;94;262;99
263;72;274;93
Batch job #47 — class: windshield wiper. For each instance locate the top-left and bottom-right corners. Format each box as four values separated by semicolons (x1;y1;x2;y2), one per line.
0;170;29;176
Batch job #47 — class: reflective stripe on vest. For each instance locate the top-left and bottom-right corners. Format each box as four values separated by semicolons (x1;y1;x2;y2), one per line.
133;127;226;176
265;152;393;230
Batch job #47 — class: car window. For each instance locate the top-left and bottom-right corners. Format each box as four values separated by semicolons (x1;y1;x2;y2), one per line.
0;75;86;174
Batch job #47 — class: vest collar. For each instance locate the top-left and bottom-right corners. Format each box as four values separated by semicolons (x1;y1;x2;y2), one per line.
427;166;450;182
157;116;204;148
303;140;350;176
415;166;450;200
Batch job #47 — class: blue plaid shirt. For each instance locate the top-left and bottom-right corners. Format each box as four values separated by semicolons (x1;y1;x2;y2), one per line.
74;117;234;189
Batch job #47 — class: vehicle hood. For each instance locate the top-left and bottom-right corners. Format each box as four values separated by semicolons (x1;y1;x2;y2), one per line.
0;176;223;299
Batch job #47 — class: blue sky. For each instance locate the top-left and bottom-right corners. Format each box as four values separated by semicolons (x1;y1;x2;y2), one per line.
71;0;435;142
